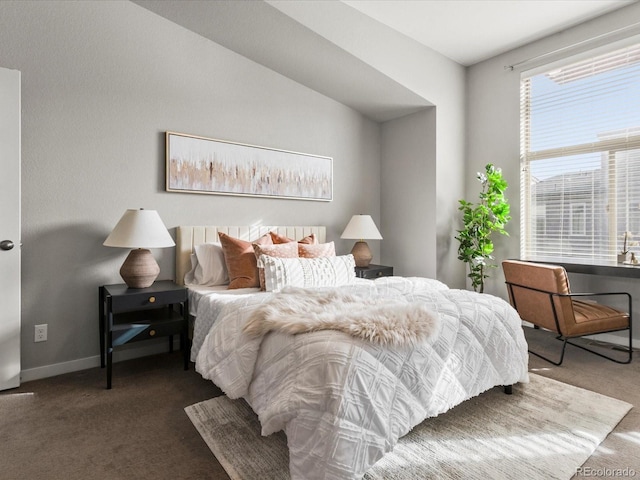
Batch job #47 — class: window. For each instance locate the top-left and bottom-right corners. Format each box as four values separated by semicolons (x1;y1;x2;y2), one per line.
520;42;640;262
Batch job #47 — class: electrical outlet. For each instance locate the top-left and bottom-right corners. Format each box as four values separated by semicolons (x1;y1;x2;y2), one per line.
34;324;47;342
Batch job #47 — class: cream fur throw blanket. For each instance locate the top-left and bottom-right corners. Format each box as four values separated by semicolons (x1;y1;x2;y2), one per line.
243;287;440;346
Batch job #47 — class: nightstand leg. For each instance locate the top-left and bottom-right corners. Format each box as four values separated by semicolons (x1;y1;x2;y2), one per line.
106;305;113;390
99;286;105;368
106;347;112;389
167;304;174;353
183;299;189;370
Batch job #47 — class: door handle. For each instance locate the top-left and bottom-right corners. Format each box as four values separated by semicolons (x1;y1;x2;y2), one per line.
0;240;15;251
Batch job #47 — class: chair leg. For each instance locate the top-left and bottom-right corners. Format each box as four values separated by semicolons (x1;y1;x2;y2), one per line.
530;331;633;365
564;338;632;364
528;335;569;366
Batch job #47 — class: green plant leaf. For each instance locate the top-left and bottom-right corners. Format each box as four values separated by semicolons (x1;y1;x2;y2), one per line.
456;163;510;293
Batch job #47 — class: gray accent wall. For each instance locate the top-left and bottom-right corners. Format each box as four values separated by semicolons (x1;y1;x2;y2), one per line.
0;0;383;377
0;0;471;380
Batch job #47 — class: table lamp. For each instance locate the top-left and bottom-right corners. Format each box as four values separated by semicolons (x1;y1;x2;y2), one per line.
103;208;175;288
340;214;383;268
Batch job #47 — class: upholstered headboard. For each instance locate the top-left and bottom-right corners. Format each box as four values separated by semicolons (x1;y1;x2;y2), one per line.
175;225;326;285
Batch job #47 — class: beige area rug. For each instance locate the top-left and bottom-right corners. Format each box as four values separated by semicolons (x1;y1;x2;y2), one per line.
185;374;632;480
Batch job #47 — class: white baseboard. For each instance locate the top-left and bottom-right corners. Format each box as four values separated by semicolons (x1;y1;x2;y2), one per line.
583;332;640;350
20;338;183;384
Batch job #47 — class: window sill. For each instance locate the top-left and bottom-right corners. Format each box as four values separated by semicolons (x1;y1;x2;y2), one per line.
522;259;640;279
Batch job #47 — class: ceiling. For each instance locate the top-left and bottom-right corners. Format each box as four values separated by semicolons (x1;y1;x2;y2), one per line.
134;0;636;121
341;0;635;66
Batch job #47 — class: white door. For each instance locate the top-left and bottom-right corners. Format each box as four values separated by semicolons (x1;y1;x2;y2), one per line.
0;67;21;391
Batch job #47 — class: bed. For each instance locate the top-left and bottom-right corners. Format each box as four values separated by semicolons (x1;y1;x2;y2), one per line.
177;225;530;480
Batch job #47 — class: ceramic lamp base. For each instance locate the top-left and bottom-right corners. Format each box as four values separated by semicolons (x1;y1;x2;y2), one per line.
351;241;373;268
120;248;160;288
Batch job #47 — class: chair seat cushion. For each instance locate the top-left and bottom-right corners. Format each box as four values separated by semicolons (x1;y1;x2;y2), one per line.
568;300;630;336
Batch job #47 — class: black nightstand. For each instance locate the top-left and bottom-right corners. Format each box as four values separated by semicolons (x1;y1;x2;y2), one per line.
355;264;394;279
99;280;189;389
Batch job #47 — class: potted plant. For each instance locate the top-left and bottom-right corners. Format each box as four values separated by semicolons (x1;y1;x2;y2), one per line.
618;231;631;264
455;164;511;293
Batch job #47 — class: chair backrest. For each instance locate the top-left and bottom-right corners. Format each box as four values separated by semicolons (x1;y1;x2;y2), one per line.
502;260;576;334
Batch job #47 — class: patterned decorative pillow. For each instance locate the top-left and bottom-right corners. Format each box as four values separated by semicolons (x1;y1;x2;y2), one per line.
269;231;317;245
253;242;299;290
218;232;272;289
259;254;356;292
298;241;336;258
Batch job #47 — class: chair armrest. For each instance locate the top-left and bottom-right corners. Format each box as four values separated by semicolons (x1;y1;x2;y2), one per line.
552;291;631;301
552;292;632;324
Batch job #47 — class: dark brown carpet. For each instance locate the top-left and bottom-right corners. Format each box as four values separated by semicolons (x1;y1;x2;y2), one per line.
0;352;227;480
1;328;637;479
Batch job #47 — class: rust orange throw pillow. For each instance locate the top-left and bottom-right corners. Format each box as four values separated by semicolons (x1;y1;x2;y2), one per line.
218;232;272;289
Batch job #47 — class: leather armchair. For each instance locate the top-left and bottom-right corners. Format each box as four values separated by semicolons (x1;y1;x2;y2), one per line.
502;260;632;365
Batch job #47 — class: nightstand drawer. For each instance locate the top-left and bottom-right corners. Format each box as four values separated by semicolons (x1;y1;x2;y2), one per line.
103;281;187;313
110;288;186;313
112;314;185;346
138;318;184;340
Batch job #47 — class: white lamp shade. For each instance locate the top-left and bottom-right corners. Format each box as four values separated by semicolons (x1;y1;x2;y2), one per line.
103;209;175;249
340;215;383;240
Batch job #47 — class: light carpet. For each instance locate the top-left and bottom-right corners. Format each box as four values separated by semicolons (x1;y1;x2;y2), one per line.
185;374;632;480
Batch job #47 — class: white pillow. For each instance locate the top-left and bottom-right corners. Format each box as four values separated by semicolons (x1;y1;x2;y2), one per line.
184;253;199;285
184;242;229;286
259;254;356;292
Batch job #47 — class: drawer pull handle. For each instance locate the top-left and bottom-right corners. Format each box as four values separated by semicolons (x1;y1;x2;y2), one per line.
377;271;384;277
149;329;156;337
149;296;156;303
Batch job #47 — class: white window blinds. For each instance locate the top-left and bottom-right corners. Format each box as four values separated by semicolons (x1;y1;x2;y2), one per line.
520;42;640;263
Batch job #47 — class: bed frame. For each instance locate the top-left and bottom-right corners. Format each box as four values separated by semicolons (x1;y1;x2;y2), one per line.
175;225;326;286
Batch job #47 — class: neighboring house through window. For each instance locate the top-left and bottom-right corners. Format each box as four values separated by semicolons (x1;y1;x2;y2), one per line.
570;203;587;236
520;42;640;263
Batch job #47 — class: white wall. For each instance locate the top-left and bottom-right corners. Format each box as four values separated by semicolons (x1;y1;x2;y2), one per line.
381;108;437;276
344;15;467;288
0;0;382;378
467;2;640;345
264;1;467;288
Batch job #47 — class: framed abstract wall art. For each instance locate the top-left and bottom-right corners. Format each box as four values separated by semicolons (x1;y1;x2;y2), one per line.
166;132;333;201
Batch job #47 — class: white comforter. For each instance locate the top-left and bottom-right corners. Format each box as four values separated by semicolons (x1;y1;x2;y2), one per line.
195;277;529;480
